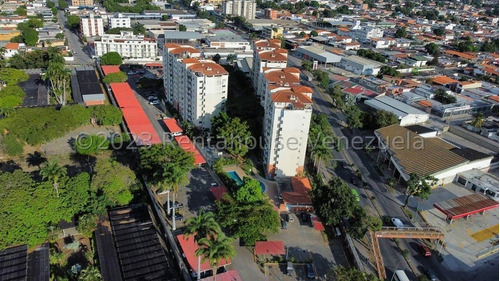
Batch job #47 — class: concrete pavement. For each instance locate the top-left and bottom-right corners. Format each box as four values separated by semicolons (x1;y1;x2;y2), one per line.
57;11;94;65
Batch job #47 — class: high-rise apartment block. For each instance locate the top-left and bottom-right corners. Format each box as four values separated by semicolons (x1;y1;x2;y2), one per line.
80;14;104;37
251;39;313;177
263;86;313;177
222;0;256;20
109;14;131;29
252;39;288;105
163;44;229;128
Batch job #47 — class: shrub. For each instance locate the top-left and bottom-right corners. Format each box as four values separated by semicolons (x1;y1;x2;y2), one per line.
91;105;122;125
103;71;127;83
100;52;122;65
0;134;24;156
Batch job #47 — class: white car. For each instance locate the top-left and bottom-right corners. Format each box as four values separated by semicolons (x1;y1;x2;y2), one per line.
210;182;218;187
391;218;404;228
149;100;159;105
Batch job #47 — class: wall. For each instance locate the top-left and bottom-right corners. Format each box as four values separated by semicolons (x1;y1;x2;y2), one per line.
448;125;498;152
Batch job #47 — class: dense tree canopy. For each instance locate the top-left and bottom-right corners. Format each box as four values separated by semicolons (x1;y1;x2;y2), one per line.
0;68;29;86
66;15;80;30
424;43;440;56
312;177;359;226
434;89;457;104
377;66;401;78
235;177;263;203
405;173;437;206
334;266;379;281
101;52;123;65
356;49;386;63
345;105;363;129
103;72;127;83
395;27;407;38
211;112;253;157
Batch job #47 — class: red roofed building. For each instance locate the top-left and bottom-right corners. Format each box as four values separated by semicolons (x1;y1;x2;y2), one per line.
210;186;228;200
101;65;121;76
200;270;242;281
177;234;231;275
4;42;24;59
109;83;161;146
281;177;314;211
164;118;183;136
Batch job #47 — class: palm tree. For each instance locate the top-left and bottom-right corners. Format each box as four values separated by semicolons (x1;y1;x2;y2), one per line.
42;62;71;106
471;113;485;128
195;235;236;281
184;211;221;280
40;161;67;197
310;144;332;173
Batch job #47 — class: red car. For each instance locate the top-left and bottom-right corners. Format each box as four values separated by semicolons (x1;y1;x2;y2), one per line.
419;243;432;257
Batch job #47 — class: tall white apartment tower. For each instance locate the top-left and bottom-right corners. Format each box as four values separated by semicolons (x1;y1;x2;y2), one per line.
222;0;256;19
263;86;313;177
163;44;229;128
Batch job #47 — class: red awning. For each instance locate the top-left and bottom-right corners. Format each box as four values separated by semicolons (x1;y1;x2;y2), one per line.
174;135;206;165
254;241;285;255
101;65;121;76
164;118;183;134
177;234;230;274
210;186;228;200
312;217;325;231
434;194;499;220
109;83;161;145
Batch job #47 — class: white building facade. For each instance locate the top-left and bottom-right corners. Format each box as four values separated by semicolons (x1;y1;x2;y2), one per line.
263;87;313;177
163;44;228;128
80;14;104;37
95;31;158;61
352;26;383;42
109;14;131;29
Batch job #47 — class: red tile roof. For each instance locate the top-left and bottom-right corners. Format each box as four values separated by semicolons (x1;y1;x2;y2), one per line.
282;177;313;205
177;234;231;273
174;135;206;165
101;65;121;76
210;186;228;200
163;118;183;134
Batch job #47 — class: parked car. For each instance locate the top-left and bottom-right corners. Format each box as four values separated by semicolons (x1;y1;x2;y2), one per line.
149;100;160;105
306;264;315;279
424;268;438;281
174;214;184;221
210;182;218;187
147;95;157;101
391;218;404;228
419;243;432;257
168;201;184;209
286;262;294;276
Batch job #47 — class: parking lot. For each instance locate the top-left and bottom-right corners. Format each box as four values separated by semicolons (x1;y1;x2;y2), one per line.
419;183;499;280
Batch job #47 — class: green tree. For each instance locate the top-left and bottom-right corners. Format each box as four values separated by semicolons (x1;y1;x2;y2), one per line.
345;105;363;129
433;28;445;36
55;33;64;39
184;210;222;280
235;177;263;202
0;95;23;116
312;177;358;225
334;266;378;281
58;0;69;9
302;59;313;71
100;52;123;65
15;6;27;16
78;266;101;281
374;110;398;128
103;71;127;83
139;144;195;229
26;19;44;29
42;62;71;106
91;158;136;209
46;0;55;8
348;207;382;239
310;30;319;37
328;84;345;110
425;43;440;56
212;53;221;63
212;113;253;157
377;65;401;78
0;68;28;86
76;213;98;238
179;24;187;31
73;134;109;156
471;113;484;128
66;15;80;29
0;134;23;156
195;235;236;281
226;54;236;64
132;23;146;35
40;161;67;197
21;28;39;46
404;173;437;207
434;89;456;104
313;70;330;89
395;27;407;38
90;105;123;125
216;193;280;245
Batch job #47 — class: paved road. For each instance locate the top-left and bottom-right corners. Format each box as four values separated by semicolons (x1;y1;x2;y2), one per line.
57;10;94;65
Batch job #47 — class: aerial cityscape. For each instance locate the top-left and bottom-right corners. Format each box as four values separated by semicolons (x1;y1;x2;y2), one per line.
0;0;498;280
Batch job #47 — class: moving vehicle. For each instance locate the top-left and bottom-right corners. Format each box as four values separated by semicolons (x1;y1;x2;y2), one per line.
391;218;404;228
419;243;432;257
306;264;315;279
393;270;410;281
351;189;360;202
